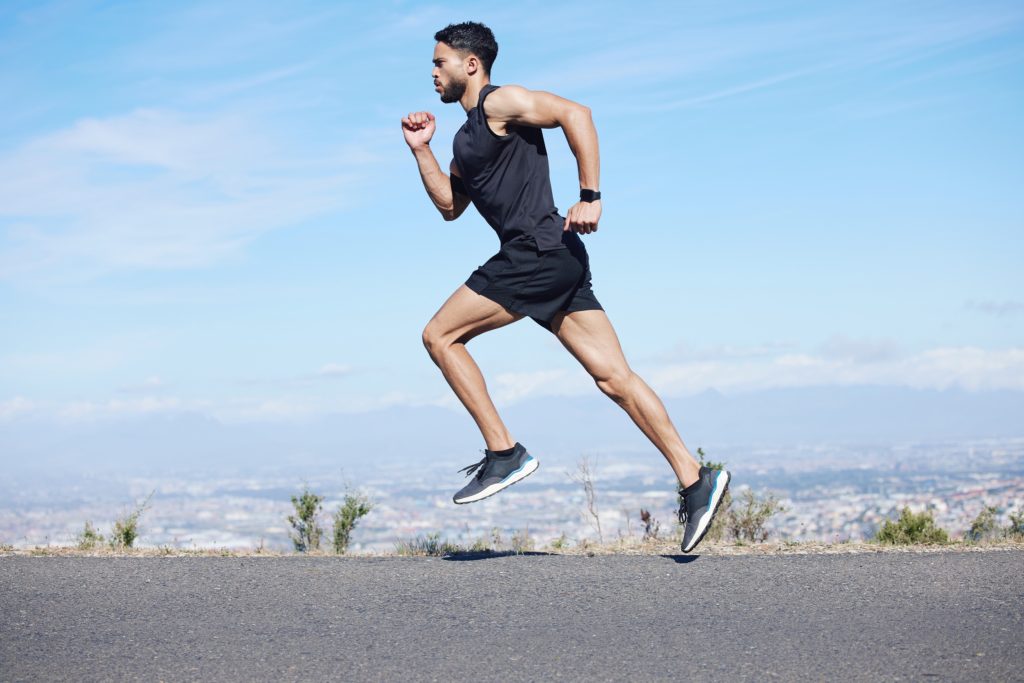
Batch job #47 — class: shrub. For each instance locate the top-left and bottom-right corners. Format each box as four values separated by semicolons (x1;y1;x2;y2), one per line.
728;489;787;543
548;533;569;550
288;486;324;552
108;490;155;550
332;489;373;554
394;532;460;557
1007;508;1024;540
77;521;105;550
510;528;534;554
874;507;949;545
965;506;1001;543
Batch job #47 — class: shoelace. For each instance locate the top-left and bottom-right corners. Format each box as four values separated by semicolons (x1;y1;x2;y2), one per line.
677;495;687;525
458;451;489;480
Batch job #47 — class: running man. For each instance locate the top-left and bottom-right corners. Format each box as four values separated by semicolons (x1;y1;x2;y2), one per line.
401;21;730;553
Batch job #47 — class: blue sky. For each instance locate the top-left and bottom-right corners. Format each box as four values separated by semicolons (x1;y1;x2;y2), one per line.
1;0;1022;425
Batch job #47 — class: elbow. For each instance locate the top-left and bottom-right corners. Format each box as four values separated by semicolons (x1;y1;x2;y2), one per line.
571;104;592;121
561;104;592;129
440;207;456;222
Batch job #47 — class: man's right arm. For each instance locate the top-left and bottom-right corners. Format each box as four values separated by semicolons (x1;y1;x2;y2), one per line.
402;110;470;222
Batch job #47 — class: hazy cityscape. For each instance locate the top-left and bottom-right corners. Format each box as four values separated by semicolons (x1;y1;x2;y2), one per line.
3;437;1022;553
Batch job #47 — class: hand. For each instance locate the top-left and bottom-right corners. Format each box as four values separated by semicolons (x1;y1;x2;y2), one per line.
402;111;436;150
563;199;601;234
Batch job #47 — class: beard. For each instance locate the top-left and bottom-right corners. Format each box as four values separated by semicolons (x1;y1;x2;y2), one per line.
439;76;467;104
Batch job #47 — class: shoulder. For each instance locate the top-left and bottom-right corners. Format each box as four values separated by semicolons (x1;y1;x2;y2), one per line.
482;84;532;110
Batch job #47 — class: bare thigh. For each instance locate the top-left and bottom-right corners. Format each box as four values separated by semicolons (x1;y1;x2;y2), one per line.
424;284;525;346
549;309;631;382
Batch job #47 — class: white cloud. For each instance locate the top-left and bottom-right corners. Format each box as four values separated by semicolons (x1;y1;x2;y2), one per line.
0;108;370;282
0;396;35;421
117;376;166;393
647;346;1024;395
4;345;1022;425
966;299;1024;317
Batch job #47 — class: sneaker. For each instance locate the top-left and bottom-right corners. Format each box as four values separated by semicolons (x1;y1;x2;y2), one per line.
678;466;731;553
453;442;539;504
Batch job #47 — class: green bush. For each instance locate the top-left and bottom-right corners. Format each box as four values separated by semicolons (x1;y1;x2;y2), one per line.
394;532;460;557
728;489;787;543
76;521;105;550
510;528;534;554
332;489;373;554
1007;508;1024;539
965;506;1001;543
108;490;154;550
288;486;324;552
874;507;949;545
547;533;569;550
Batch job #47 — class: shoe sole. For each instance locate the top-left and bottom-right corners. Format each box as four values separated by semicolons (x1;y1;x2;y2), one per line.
453;456;540;504
681;470;731;553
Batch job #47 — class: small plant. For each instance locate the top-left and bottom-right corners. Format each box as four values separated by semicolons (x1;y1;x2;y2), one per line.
1007;508;1024;539
548;533;569;550
76;521;105;550
570;455;603;542
874;507;949;545
332;488;373;554
728;489;786;543
394;532;460;557
469;536;493;553
640;509;661;541
288;486;324;553
965;506;1001;543
109;490;155;550
510;528;534;554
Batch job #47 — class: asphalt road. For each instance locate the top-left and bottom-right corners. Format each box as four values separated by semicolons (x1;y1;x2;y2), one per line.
1;550;1022;682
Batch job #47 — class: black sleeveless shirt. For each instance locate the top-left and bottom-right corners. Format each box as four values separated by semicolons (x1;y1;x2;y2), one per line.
452;84;567;251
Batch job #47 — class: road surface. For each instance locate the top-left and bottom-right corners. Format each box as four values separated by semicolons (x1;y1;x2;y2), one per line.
1;550;1021;681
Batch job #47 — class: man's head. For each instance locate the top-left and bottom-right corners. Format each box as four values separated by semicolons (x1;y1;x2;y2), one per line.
432;21;498;104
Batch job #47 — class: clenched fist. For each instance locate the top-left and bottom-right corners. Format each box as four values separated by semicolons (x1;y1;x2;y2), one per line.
564;199;601;235
402;111;436;150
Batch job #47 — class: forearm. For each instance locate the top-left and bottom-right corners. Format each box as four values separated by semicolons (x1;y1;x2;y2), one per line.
410;145;455;218
561;107;600;191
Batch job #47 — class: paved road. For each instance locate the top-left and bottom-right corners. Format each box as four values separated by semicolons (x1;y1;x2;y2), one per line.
1;550;1021;682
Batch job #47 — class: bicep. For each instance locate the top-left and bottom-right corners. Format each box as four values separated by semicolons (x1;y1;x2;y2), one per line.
484;84;585;129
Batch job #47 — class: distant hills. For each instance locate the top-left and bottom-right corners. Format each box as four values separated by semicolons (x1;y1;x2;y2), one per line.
3;386;1021;476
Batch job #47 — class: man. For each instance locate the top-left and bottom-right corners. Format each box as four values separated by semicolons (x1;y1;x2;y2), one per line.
401;21;730;553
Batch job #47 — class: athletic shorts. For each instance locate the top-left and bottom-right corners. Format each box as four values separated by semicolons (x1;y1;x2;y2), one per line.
464;230;604;332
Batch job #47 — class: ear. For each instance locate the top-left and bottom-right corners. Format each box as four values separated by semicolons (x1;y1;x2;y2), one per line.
465;54;480;76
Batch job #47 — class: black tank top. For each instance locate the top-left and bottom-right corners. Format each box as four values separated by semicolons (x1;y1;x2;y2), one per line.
452;83;567;251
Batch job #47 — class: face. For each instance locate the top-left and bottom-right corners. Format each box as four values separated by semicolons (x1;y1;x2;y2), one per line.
432;42;469;104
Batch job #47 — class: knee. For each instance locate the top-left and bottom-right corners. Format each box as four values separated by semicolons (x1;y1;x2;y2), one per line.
421;323;442;356
595;369;634;404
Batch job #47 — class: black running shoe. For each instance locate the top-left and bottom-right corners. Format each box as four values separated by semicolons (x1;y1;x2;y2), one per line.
453;442;539;504
678;466;731;553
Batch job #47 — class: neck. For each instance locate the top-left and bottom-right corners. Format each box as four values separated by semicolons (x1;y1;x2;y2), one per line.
460;78;491;113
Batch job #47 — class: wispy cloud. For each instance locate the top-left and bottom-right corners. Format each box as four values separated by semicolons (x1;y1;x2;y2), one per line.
0;108;373;282
966;299;1024;317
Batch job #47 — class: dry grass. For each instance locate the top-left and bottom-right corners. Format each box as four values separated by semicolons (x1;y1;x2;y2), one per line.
4;538;1024;558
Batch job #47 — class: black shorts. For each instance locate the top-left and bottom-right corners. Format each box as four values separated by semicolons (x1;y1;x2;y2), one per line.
465;230;603;332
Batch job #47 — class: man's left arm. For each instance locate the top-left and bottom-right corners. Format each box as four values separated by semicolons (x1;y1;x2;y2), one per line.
484;85;601;234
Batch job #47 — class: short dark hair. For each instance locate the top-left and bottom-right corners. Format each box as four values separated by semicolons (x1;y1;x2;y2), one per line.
434;21;498;76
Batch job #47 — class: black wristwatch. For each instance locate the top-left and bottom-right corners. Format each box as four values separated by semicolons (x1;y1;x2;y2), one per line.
580;188;601;202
